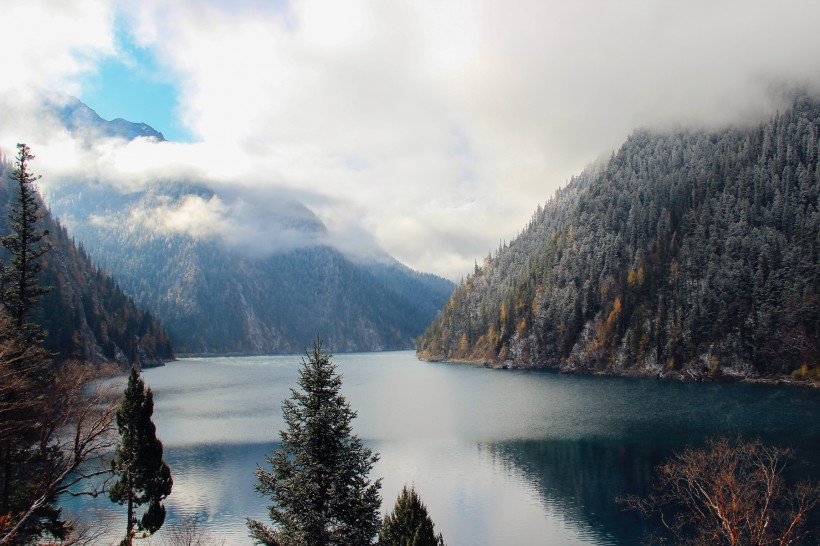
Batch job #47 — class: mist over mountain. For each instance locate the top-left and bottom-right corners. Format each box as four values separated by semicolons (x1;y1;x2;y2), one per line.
43;99;453;354
418;94;820;381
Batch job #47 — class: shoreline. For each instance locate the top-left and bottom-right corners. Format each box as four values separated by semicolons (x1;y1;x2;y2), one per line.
417;354;820;389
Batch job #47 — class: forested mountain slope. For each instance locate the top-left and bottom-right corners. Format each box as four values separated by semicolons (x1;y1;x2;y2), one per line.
0;160;174;367
47;181;453;354
42;98;453;354
418;95;820;380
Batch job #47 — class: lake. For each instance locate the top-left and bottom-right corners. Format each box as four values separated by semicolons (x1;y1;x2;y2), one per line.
65;351;820;545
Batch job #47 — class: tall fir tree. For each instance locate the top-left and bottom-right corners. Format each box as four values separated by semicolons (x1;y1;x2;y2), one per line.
109;368;173;546
0;143;60;542
248;338;382;546
378;485;446;546
0;143;51;345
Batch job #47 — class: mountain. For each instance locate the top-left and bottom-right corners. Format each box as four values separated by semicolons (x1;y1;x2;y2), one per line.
417;94;820;381
46;94;166;142
43;100;454;354
47;181;453;353
0;159;174;368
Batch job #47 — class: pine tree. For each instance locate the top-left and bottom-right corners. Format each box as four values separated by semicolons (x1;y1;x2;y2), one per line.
109;368;173;546
247;338;382;546
0;143;51;345
0;143;60;542
378;485;445;546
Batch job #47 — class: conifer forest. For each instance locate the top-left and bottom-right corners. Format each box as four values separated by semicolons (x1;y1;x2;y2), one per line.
419;95;820;381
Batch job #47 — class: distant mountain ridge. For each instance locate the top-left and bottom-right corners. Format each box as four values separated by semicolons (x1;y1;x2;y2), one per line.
418;95;820;381
47;181;453;353
46;94;166;141
43;98;454;353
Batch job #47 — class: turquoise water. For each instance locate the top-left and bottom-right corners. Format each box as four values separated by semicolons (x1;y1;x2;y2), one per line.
64;351;820;545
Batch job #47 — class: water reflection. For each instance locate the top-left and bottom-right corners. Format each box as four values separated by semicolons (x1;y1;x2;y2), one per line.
59;352;820;546
484;433;820;545
483;439;662;545
162;443;272;543
156;439;605;546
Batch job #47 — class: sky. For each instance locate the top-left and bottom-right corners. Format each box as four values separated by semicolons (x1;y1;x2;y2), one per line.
1;0;820;280
77;30;190;142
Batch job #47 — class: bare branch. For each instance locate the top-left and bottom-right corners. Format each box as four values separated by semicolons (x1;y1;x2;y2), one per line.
0;361;120;544
620;436;820;546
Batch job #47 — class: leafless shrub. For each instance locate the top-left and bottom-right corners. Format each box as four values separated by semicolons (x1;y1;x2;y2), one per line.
620;436;820;545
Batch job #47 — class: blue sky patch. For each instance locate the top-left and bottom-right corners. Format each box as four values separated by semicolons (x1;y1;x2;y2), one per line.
78;27;191;142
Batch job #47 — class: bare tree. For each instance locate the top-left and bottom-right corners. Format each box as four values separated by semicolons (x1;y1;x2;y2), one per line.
0;314;55;540
0;316;48;445
0;359;120;544
157;515;226;546
36;517;116;546
621;436;820;545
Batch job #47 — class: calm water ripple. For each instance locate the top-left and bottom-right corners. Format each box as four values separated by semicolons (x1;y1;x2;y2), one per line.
62;351;820;545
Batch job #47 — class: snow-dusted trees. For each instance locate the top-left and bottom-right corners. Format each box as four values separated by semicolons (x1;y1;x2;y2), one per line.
248;339;381;545
418;94;820;379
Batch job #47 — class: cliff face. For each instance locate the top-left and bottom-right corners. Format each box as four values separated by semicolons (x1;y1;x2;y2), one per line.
418;95;820;382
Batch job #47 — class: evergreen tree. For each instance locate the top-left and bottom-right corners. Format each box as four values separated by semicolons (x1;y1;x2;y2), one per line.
109;367;173;546
1;143;51;344
378;485;445;546
0;143;61;542
247;338;382;546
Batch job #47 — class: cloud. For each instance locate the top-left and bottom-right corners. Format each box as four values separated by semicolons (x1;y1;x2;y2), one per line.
4;0;820;280
0;1;115;153
88;184;335;255
0;1;115;95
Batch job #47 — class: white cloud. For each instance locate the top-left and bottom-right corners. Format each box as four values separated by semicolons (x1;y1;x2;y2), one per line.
4;0;820;280
0;1;115;153
0;1;115;95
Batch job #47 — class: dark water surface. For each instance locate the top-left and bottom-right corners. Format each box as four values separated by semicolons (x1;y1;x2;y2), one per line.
65;351;820;545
